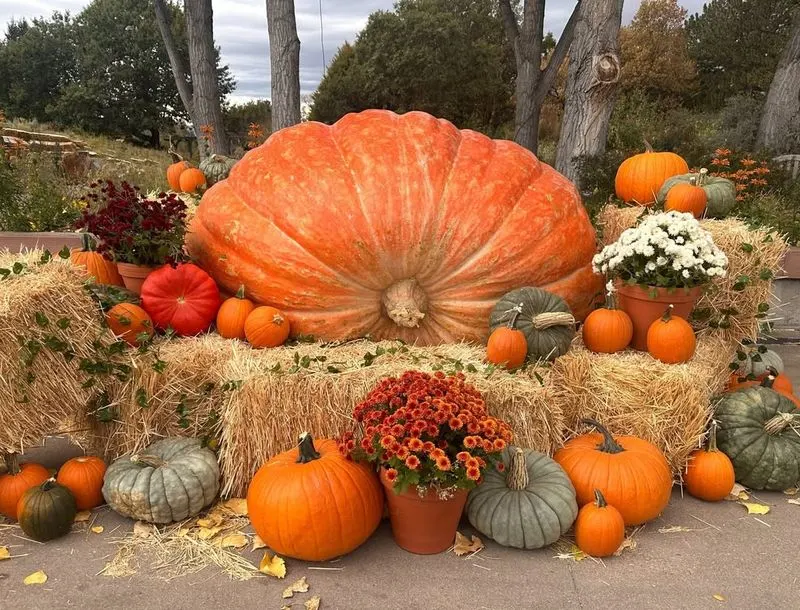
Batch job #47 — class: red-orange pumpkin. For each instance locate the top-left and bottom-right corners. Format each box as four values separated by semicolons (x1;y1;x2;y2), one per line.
167;160;190;191
216;285;255;340
615;143;689;206
0;453;50;520
187;110;602;344
141;263;221;336
56;456;107;510
244;306;291;348
178;168;207;193
70;233;124;286
664;180;707;218
106;303;154;346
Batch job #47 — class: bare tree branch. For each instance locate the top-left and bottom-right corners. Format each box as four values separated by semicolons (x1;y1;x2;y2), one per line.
498;0;521;64
535;0;582;105
154;0;195;125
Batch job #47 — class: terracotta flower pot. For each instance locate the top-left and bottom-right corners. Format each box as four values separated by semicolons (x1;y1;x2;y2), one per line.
615;283;702;351
380;469;467;555
116;263;156;295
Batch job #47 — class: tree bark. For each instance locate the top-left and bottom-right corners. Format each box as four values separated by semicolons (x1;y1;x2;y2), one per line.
185;0;230;156
266;0;301;131
555;0;623;185
756;7;800;154
154;0;196;128
499;1;581;154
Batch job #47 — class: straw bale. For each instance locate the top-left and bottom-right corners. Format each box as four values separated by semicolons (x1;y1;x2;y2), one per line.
596;205;788;341
550;334;737;475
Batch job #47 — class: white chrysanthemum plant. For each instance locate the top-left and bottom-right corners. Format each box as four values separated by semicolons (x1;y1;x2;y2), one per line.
593;211;729;290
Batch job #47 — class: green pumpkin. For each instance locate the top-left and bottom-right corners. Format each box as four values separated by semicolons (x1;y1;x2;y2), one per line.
466;447;578;549
732;345;784;378
489;287;575;361
657;169;736;218
102;438;220;523
17;478;77;542
199;154;237;186
715;386;800;490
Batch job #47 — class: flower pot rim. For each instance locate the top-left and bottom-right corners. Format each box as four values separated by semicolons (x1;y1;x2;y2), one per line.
379;467;466;499
615;281;705;293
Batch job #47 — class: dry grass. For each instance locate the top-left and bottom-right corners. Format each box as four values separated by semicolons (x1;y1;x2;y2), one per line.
551;334;736;476
597;205;788;341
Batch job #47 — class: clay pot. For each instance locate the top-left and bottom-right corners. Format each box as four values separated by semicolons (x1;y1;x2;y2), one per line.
380;468;467;554
116;263;156;295
616;283;702;351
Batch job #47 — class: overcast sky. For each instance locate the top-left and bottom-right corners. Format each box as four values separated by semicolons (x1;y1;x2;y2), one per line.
1;0;707;104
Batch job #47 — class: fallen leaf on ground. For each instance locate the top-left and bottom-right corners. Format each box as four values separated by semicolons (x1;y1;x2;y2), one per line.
554;545;586;562
783;487;798;496
196;513;224;528
0;546;9;560
74;511;91;522
713;593;726;602
176;526;192;537
453;531;483;556
196;525;223;540
658;525;693;533
282;576;310;598
23;571;47;585
740;501;770;515
613;536;637;556
220;497;248;516
280;606;293;610
133;521;155;538
251;534;267;551
726;483;749;502
91;526;104;534
259;552;286;578
304;596;321;610
788;499;800;506
220;533;248;549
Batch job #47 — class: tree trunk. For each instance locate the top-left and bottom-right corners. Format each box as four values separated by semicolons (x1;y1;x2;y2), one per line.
154;0;197;130
266;0;301;131
555;0;623;185
185;0;230;156
756;8;800;154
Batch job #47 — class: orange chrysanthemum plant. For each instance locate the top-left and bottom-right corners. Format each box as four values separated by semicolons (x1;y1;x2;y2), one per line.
338;371;513;495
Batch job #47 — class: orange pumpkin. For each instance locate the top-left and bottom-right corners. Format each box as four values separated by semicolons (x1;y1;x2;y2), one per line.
554;419;673;526
216;285;255;340
247;432;384;561
574;489;625;558
486;310;527;369
56;456;107;510
178;167;207;193
615;143;689;206
106;303;154;346
664;179;707;218
167;160;190;191
727;368;793;395
582;293;633;354
244;306;291;348
70;233;124;286
646;305;696;364
187;109;603;345
0;453;50;520
683;423;734;502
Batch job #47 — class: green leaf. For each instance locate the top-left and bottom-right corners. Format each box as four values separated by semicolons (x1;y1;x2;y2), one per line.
757;302;770;313
152;359;168;374
81;377;96;389
135;388;149;409
740;242;754;253
58;246;71;259
117;315;132;327
34;312;49;327
0;268;9;279
759;269;773;281
25;371;36;384
466;363;478;373
327;365;340;373
12;262;25;274
39;250;52;264
56;317;71;330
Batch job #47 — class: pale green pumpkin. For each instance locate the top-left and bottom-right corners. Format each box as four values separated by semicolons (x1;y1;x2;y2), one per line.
732;345;784;378
199;154;237;186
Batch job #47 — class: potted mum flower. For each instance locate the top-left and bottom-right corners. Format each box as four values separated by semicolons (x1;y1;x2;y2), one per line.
75;180;188;294
593;211;728;350
338;370;513;555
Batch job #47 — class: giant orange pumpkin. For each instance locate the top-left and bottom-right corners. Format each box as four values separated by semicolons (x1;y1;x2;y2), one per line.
0;453;50;520
187;110;602;344
615;143;689;206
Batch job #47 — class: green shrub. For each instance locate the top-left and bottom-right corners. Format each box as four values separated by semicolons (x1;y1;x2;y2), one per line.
732;190;800;246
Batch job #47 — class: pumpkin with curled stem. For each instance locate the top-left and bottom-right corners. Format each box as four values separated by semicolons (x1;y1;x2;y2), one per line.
102;438;220;523
657;169;736;218
615;142;689;206
187;109;602;345
17;478;77;542
466;447;577;549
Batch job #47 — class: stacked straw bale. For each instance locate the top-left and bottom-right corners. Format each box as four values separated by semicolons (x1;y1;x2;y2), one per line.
597;205;788;342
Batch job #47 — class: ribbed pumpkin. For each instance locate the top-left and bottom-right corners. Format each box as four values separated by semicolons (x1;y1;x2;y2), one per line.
574;489;625;558
106;303;154;346
178;167;207;193
187;110;602;344
646;305;696;364
732;344;784;378
245;306;291;347
102;438;220;523
615;143;689;205
167;160;190;191
199;154;236;186
0;453;50;520
715;385;800;490
554;419;673;525
489;288;576;361
17;478;77;542
582;292;633;354
664;179;707;218
247;432;384;561
216;286;256;340
70;233;124;286
466;447;578;549
485;310;527;369
56;456;107;511
683;423;735;502
657;169;736;218
141;263;221;336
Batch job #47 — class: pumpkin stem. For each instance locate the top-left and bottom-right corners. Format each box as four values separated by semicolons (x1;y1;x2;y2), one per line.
506;447;529;491
80;232;96;252
130;454;167;468
235;284;246;299
643;139;654;153
297;432;321;463
532;311;575;330
3;452;20;475
382;279;428;328
507;308;521;329
688;176;698;187
764;412;800;435
706;421;720;452
660;304;674;322
581;418;625;454
593;488;608;508
761;374;776;389
698;168;709;187
40;477;58;492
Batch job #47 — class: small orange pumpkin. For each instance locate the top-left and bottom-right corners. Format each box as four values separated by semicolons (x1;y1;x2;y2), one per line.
216;285;256;340
0;453;50;520
646;305;696;364
582;292;633;354
486;309;527;369
615;142;689;206
683;422;734;502
167;160;190;191
106;303;154;346
178;167;207;193
245;306;291;348
56;456;107;510
574;489;625;557
664;179;707;218
70;233;124;286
